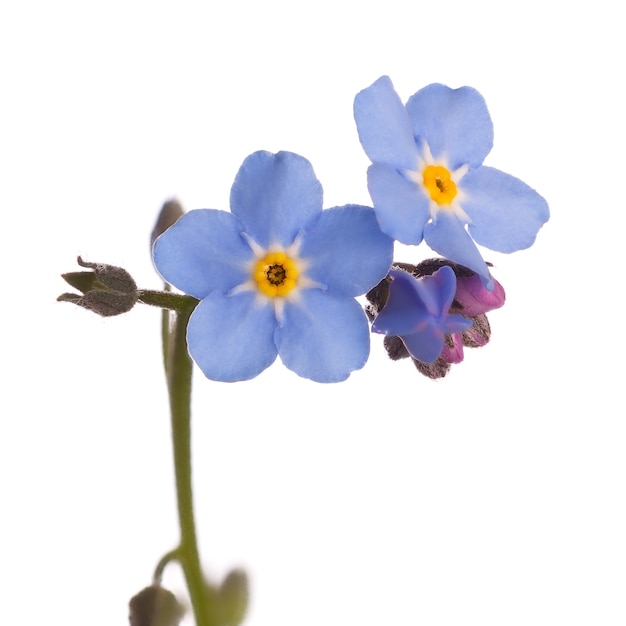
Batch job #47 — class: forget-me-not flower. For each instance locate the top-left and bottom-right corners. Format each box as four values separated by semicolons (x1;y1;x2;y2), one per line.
371;266;472;364
153;150;393;383
354;76;550;289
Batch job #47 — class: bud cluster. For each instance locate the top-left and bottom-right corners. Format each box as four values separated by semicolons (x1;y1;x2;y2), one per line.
366;258;506;379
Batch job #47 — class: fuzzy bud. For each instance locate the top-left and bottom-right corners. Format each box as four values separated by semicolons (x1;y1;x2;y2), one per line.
128;585;185;626
58;257;138;316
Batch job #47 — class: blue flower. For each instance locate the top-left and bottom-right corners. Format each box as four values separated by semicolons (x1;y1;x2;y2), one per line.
153;150;393;383
371;266;472;364
354;76;550;289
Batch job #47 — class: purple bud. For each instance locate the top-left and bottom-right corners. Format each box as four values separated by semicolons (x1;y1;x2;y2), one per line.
440;333;464;364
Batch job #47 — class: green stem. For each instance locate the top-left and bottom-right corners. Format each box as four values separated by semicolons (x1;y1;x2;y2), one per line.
139;289;199;311
166;302;210;626
160;285;172;373
153;548;180;584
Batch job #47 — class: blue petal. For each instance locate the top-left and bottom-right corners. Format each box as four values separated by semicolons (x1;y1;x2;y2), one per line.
367;163;429;245
461;166;550;252
442;314;474;335
354;75;419;171
423;212;494;289
406;84;493;170
371;270;430;337
275;290;370;382
401;323;446;364
414;265;457;318
230;151;323;248
153;209;252;299
299;204;393;297
187;291;278;382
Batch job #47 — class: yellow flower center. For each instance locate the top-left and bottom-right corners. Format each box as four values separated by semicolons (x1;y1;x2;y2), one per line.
422;165;457;205
253;251;299;297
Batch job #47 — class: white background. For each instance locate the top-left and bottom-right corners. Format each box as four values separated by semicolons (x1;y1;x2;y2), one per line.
1;1;624;625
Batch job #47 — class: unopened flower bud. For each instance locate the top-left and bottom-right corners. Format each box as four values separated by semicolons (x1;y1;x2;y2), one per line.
151;199;184;249
461;313;491;347
128;584;185;626
383;335;410;361
453;273;505;316
219;569;249;626
413;356;452;379
440;332;464;364
58;257;138;316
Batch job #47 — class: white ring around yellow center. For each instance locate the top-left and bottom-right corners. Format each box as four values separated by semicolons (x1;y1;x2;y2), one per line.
402;141;471;222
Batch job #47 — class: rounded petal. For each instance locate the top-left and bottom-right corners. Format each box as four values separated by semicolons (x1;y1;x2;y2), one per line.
406;84;493;170
299;204;393;297
461;166;550;252
371;270;430;337
229;151;323;248
354;75;419;170
153;209;252;299
424;212;494;289
187;292;277;382
441;313;474;335
414;265;458;318
401;323;446;364
368;163;429;245
275;290;370;382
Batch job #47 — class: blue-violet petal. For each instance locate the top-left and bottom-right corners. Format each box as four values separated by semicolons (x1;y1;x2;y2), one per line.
415;264;458;318
153;209;252;300
354;75;419;171
230;151;323;249
187;291;278;382
461;166;550;252
275;290;370;383
406;83;494;170
400;325;447;364
424;212;494;289
367;163;429;245
299;204;393;297
371;270;431;337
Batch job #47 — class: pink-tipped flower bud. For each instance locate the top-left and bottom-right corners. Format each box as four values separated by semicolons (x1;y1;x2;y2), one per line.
453;273;505;317
440;332;464;364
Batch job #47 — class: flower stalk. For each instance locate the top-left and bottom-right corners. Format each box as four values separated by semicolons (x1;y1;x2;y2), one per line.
139;289;199;311
164;300;211;626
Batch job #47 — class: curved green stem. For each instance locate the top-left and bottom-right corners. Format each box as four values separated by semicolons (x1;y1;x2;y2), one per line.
166;302;210;626
153;548;180;584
